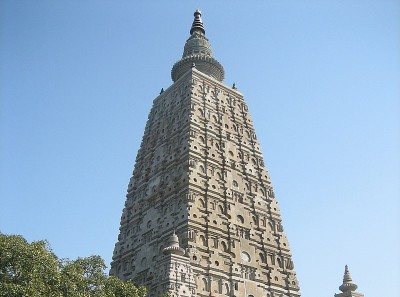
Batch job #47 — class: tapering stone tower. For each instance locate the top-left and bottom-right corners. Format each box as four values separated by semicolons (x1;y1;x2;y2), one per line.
111;10;301;297
334;266;364;297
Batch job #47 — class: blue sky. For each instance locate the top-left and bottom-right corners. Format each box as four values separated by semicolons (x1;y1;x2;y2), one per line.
1;1;399;297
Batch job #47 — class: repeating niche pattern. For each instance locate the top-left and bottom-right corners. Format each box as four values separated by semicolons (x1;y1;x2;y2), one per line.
185;71;300;297
111;10;300;297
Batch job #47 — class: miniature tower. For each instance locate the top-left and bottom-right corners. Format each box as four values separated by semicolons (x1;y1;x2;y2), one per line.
110;10;301;297
334;265;364;297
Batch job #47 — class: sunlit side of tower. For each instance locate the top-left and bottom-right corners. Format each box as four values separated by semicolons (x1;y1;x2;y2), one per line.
110;10;301;297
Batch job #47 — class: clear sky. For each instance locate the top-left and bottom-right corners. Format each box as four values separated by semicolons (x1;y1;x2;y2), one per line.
1;1;399;297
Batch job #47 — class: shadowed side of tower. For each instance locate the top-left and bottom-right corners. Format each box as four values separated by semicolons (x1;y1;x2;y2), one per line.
110;10;301;297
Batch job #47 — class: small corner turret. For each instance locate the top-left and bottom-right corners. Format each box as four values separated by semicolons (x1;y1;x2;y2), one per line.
162;230;185;256
334;265;364;297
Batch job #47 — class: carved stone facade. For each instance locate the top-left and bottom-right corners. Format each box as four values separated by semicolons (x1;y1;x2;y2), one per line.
110;10;301;297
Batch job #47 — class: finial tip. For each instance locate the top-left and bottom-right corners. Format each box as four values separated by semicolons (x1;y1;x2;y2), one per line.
190;8;205;35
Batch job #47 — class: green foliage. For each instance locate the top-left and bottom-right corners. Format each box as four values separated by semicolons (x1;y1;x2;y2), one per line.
104;276;147;297
0;234;60;297
0;234;147;297
60;255;107;297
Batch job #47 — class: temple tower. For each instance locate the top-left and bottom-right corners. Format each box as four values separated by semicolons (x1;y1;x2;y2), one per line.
110;10;301;297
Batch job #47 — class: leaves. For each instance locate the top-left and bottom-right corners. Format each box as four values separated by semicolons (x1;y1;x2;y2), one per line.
0;234;60;297
104;276;146;297
0;234;146;297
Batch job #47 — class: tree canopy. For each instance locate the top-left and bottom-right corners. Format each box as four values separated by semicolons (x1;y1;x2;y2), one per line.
0;234;146;297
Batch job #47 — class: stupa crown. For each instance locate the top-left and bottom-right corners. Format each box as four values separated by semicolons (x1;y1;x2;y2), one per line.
171;10;224;82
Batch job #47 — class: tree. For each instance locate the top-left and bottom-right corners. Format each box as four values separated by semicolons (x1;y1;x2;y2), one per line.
0;234;60;297
59;255;106;297
104;276;147;297
0;234;146;297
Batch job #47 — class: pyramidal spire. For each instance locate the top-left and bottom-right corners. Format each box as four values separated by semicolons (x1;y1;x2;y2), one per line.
339;265;358;292
111;9;302;297
171;9;224;82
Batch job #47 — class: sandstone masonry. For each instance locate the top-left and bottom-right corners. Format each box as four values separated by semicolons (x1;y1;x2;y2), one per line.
110;10;301;297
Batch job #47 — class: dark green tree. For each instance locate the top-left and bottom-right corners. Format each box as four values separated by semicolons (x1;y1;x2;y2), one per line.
0;234;146;297
0;234;60;297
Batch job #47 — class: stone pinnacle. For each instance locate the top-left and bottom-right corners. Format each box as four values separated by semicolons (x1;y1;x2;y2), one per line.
339;265;358;292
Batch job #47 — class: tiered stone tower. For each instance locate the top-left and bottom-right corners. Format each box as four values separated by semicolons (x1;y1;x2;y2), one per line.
110;10;301;297
334;266;364;297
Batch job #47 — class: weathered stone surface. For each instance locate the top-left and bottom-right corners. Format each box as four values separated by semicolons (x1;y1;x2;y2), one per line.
111;10;301;297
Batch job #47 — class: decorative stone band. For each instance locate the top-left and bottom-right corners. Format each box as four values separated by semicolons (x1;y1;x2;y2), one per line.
182;32;213;58
171;54;225;82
